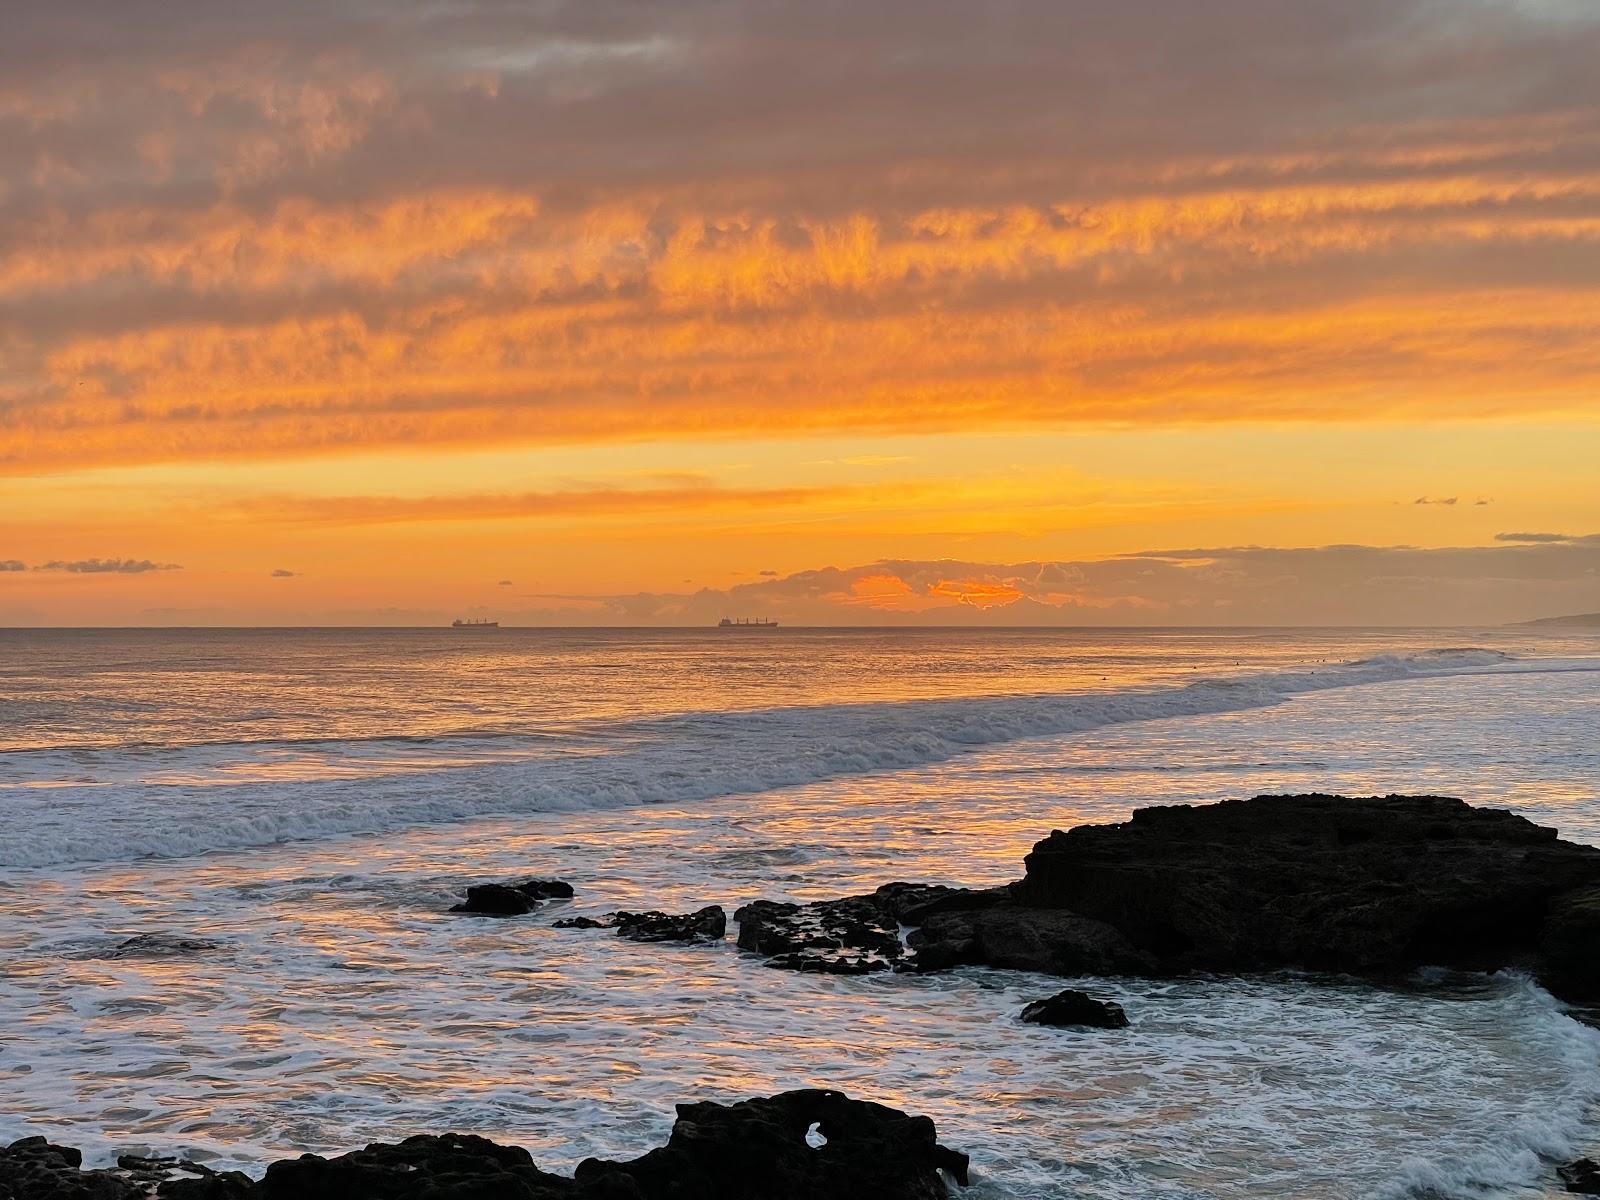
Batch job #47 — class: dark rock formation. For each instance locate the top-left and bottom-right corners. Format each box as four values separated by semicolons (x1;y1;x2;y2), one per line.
554;907;727;942
734;883;1009;974
907;907;1155;976
1019;989;1129;1029
1011;794;1600;994
1541;886;1600;1000
121;1090;967;1199
1561;1159;1600;1194
754;796;1600;1001
575;1088;968;1200
251;1133;575;1199
552;915;615;930
0;1136;137;1199
735;896;902;973
616;906;726;943
451;879;574;916
88;933;222;960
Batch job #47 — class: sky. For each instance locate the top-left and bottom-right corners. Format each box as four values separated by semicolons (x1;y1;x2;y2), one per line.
4;0;1600;626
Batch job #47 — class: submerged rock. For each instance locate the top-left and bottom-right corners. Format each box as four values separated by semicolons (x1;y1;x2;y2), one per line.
0;1136;138;1199
1560;1158;1600;1194
1019;989;1129;1029
450;879;574;916
91;933;222;960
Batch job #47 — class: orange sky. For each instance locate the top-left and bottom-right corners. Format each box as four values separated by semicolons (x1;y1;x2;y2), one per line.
5;1;1600;625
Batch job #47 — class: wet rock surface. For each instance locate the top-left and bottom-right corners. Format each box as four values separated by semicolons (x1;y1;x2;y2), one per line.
10;1092;968;1200
450;879;574;916
1019;989;1129;1029
1561;1158;1600;1194
1;1137;137;1200
1013;794;1600;993
737;796;1600;1000
576;1088;969;1200
555;907;727;942
734;884;1009;974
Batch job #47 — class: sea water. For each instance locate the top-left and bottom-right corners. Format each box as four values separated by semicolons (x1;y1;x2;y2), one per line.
1;627;1598;1198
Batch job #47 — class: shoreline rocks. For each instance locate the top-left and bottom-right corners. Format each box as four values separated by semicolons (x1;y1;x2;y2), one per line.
735;795;1600;1001
7;1091;968;1200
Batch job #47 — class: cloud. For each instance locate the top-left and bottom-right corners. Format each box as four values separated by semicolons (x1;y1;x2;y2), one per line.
497;579;513;586
758;570;779;577
501;537;1600;626
270;567;298;576
221;483;849;526
3;0;1600;474
1495;531;1572;543
1414;496;1460;506
1;559;26;571
35;558;181;573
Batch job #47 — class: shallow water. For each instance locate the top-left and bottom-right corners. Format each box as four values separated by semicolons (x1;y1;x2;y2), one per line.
2;630;1599;1197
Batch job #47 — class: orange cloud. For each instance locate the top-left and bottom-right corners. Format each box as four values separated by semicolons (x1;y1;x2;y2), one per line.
927;578;1026;608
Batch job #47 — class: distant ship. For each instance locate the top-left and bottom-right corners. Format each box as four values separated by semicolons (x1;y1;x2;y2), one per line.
718;617;778;628
451;618;500;628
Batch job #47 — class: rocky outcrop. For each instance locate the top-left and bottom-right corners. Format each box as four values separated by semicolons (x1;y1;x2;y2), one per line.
0;1137;138;1200
734;884;1010;974
575;1088;968;1200
1018;989;1129;1029
252;1133;574;1199
451;879;573;916
1540;886;1600;1000
555;907;727;942
1012;794;1600;992
18;1090;964;1200
749;796;1600;1001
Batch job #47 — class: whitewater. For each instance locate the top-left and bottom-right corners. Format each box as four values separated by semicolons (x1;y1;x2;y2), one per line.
2;627;1599;1198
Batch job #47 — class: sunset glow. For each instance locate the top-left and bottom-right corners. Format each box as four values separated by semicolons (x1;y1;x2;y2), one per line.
6;1;1600;624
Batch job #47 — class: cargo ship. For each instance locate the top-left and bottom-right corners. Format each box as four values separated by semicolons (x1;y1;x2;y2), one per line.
451;618;500;628
717;617;778;628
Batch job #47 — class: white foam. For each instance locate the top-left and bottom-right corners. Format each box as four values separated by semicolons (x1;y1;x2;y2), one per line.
2;648;1595;869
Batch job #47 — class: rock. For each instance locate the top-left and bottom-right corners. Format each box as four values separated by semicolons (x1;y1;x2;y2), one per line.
0;1136;138;1199
87;933;222;960
519;879;575;900
1019;988;1129;1029
1541;886;1600;1000
576;1088;969;1200
144;1091;970;1199
735;896;903;971
253;1133;576;1199
553;915;616;930
1012;794;1600;992
1561;1159;1600;1194
907;908;1156;976
451;883;541;916
450;879;574;916
615;906;726;943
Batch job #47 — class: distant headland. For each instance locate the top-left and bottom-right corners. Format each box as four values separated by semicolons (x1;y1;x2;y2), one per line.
1517;612;1600;628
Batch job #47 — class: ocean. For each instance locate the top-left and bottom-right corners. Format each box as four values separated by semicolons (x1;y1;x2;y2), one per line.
2;627;1599;1198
